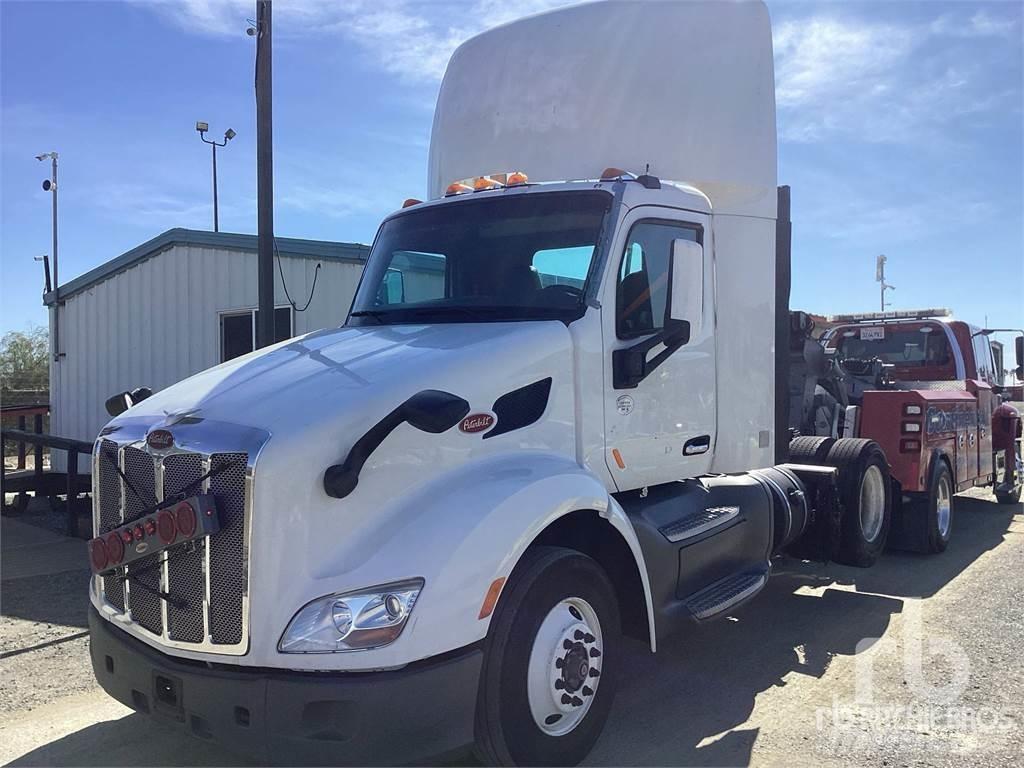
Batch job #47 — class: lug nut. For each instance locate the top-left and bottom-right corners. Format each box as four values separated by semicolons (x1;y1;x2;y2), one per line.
589;648;601;658
574;630;585;640
563;639;573;650
571;696;583;707
555;657;564;669
561;694;572;705
555;679;565;690
589;668;601;678
584;633;595;643
583;685;594;697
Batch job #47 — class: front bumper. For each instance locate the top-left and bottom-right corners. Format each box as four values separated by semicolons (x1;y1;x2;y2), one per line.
89;607;482;765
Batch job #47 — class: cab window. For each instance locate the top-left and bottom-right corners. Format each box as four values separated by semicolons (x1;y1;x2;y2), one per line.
616;221;698;338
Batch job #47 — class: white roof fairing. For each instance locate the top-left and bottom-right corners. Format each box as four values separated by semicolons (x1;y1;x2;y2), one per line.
428;0;777;218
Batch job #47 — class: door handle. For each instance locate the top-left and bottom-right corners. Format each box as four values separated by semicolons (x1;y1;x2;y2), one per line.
684;435;711;456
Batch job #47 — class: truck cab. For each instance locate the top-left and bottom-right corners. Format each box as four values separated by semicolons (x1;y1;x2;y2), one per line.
84;3;940;765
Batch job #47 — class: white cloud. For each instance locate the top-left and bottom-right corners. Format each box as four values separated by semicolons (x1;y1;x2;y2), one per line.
141;1;1019;146
773;11;1020;144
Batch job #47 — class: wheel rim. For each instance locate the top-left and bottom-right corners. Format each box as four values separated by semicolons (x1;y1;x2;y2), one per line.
527;597;604;737
859;464;886;543
936;473;952;538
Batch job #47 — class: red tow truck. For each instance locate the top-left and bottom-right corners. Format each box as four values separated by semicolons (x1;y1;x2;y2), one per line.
788;308;1023;554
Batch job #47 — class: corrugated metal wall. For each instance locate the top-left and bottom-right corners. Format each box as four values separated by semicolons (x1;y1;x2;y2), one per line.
51;244;364;467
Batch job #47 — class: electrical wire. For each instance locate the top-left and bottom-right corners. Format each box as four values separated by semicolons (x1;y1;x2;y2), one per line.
274;237;321;312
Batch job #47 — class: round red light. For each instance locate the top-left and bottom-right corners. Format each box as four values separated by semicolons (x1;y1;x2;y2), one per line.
157;510;177;545
90;538;109;571
106;531;125;564
175;502;197;537
121;529;133;543
133;524;145;541
145;519;157;536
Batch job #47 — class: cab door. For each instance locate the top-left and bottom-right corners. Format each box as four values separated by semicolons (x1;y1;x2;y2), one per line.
601;209;716;491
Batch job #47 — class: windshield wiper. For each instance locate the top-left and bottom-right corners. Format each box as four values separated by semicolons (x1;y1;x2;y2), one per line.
349;309;386;324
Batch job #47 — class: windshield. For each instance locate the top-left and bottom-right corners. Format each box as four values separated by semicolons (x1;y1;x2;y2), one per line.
834;325;951;367
349;190;611;325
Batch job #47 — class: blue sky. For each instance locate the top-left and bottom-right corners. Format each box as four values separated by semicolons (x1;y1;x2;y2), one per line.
2;0;1022;351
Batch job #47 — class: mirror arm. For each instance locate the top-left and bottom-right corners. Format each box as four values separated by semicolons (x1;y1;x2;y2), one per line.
613;320;690;389
323;389;469;499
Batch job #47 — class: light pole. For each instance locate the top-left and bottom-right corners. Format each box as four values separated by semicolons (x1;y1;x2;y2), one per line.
36;151;60;360
195;122;236;232
875;254;894;311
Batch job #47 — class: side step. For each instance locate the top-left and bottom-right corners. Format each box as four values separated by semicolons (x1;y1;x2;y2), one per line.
685;568;768;620
659;505;739;543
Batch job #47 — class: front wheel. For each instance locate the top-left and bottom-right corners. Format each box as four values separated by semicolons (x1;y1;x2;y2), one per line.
475;546;621;766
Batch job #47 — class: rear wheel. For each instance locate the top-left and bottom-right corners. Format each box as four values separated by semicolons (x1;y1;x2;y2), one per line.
475;546;621;766
996;485;1022;505
788;436;836;464
995;449;1022;505
825;439;892;567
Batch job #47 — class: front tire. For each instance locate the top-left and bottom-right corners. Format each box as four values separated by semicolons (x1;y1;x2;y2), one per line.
475;546;621;766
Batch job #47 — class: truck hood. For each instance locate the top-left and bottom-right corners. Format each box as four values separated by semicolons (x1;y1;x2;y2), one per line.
118;321;572;436
97;320;581;669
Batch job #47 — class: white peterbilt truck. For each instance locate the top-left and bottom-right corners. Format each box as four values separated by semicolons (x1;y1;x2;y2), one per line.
87;2;908;765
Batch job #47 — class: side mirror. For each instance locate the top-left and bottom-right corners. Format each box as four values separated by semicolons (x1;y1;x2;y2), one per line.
1015;335;1023;380
105;392;133;418
376;268;406;305
669;239;704;336
104;386;153;417
403;390;471;433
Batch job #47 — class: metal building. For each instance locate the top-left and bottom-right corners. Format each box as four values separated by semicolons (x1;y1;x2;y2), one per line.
45;228;369;467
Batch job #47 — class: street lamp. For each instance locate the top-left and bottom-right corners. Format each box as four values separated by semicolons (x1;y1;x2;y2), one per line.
195;122;236;232
36;151;60;360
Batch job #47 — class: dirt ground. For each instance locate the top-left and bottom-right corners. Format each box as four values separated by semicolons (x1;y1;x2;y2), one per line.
1;487;1022;767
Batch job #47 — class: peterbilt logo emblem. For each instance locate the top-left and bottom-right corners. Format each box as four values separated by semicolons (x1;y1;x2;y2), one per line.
146;430;174;450
460;413;494;434
135;542;149;555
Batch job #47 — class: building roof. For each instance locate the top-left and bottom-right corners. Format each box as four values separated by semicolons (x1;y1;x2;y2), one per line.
45;228;370;305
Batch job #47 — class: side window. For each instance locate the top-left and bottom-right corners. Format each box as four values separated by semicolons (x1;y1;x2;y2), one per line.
616;221;698;338
972;332;994;382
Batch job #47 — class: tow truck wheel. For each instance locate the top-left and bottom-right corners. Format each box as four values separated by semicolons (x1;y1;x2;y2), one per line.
474;545;621;766
788;436;836;464
826;438;892;567
917;459;954;552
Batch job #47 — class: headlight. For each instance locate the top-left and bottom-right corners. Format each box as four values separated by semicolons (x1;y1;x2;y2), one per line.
278;579;423;653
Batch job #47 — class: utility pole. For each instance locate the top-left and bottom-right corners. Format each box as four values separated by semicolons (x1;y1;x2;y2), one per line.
255;0;275;349
875;254;894;311
36;152;60;360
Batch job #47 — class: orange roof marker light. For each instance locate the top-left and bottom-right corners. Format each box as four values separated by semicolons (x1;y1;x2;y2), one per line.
402;198;422;208
600;167;630;180
473;175;503;191
506;171;529;186
445;181;474;196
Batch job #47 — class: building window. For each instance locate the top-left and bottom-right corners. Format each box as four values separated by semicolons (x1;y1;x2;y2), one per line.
220;307;293;362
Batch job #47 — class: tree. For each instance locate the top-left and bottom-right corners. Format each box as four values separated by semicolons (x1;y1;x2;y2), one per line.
1;325;49;406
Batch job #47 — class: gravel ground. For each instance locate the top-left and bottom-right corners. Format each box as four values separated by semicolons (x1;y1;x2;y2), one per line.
1;488;1021;767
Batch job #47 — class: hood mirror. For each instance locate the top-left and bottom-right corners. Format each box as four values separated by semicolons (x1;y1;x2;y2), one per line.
104;386;153;417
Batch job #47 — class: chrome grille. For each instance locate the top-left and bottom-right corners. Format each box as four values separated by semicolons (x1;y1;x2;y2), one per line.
93;429;255;656
123;447;162;636
97;440;125;612
163;454;205;643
